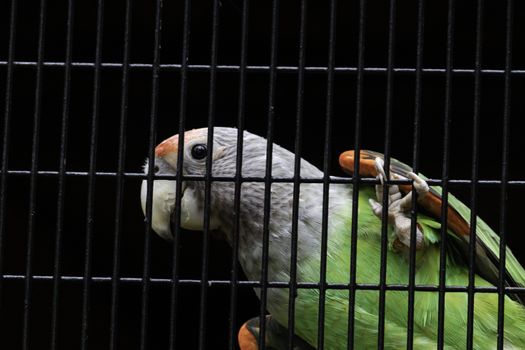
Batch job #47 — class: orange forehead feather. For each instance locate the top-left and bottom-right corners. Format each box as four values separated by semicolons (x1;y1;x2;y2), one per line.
154;129;205;158
155;135;179;157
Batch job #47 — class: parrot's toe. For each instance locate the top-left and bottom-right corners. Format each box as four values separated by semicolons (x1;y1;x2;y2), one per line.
368;198;383;216
407;171;429;199
392;218;426;252
374;157;386;184
368;160;429;253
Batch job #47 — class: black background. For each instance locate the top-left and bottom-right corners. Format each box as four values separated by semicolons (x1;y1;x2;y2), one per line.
1;0;525;349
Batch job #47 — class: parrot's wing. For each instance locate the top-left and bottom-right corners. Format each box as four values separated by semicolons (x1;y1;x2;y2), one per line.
339;150;525;303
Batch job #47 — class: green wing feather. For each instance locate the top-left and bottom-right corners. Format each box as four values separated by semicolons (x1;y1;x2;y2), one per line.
429;184;525;289
362;151;525;298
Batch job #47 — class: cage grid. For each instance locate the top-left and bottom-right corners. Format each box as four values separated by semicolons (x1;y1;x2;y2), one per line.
0;0;524;349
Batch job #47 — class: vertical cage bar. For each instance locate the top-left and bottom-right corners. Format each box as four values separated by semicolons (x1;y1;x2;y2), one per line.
496;1;513;349
259;0;279;348
109;1;132;349
81;0;104;349
318;0;337;349
347;1;366;348
466;0;483;348
22;1;47;348
437;0;454;348
378;0;396;348
406;1;425;349
141;0;163;349
168;0;190;348
0;0;18;315
228;0;250;348
198;0;220;349
50;0;74;348
287;0;307;348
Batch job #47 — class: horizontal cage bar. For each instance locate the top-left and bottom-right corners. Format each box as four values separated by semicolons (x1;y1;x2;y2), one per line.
0;60;524;76
2;274;525;293
3;170;525;186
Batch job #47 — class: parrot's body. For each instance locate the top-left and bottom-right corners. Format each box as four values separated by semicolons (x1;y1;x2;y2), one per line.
141;127;525;349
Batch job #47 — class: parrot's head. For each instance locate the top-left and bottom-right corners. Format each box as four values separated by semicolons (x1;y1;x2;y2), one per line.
141;127;318;241
141;127;223;240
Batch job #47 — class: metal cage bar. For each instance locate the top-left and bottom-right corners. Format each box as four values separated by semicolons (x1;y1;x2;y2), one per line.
259;1;280;348
228;1;250;348
80;1;104;349
141;1;164;349
466;1;484;348
50;0;75;348
496;1;514;349
0;0;18;319
109;0;132;349
23;1;47;349
378;0;397;347
406;0;425;348
168;0;191;348
287;0;307;348
2;61;525;76
317;0;337;348
2;274;525;292
437;1;455;348
198;0;220;348
347;0;366;348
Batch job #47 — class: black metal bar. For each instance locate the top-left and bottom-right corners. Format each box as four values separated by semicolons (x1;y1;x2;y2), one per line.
50;0;74;348
80;1;103;349
259;1;280;348
406;1;425;349
198;0;220;349
168;0;191;348
496;1;513;349
109;1;132;349
4;170;525;187
287;1;307;348
378;0;396;348
0;0;17;316
22;1;46;349
318;1;337;349
347;0;366;348
141;1;163;349
466;0;483;348
437;0;455;348
1;60;525;76
4;273;524;293
227;0;250;348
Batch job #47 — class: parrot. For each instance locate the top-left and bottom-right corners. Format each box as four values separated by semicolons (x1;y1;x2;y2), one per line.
140;127;525;349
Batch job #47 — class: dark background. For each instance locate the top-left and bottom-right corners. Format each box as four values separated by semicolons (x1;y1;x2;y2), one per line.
1;0;524;349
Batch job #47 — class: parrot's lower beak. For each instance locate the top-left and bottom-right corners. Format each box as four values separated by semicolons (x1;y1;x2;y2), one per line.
140;179;220;240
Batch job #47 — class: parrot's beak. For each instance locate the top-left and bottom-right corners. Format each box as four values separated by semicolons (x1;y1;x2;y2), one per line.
140;179;177;240
140;178;220;240
141;132;221;240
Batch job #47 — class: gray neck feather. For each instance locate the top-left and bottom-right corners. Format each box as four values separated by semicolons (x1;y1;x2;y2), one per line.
203;129;352;283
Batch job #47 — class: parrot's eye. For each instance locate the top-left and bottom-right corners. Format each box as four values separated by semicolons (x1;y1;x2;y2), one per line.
191;144;208;160
154;165;159;173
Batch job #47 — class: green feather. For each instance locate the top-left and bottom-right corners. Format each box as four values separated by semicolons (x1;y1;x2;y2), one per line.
429;182;525;288
270;186;525;349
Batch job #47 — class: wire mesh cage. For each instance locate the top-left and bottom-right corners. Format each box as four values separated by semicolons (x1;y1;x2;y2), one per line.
1;0;525;349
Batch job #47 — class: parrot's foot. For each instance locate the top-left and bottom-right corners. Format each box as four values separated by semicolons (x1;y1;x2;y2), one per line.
369;158;429;252
238;315;315;350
